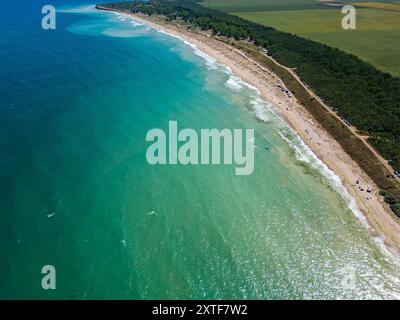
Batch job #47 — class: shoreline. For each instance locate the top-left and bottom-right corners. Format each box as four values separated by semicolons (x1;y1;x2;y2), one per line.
98;7;400;257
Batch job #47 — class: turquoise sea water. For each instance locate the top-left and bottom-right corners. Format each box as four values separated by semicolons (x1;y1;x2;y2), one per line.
1;1;400;299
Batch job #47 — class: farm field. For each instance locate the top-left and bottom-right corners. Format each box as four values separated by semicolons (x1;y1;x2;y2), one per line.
202;1;400;76
200;0;396;12
200;0;320;11
349;2;400;11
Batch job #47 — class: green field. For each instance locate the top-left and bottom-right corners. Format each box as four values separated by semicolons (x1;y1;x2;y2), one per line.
202;1;400;76
200;0;392;11
200;0;320;11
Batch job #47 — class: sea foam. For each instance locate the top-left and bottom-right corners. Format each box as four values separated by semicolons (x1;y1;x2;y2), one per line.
225;76;243;90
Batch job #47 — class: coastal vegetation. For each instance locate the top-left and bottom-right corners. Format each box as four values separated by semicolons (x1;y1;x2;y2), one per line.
97;0;400;217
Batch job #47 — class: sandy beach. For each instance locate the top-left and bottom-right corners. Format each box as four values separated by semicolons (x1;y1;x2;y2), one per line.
110;10;400;257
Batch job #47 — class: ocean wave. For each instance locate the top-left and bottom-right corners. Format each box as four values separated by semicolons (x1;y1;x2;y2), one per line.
156;30;220;70
225;75;243;91
131;20;144;27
